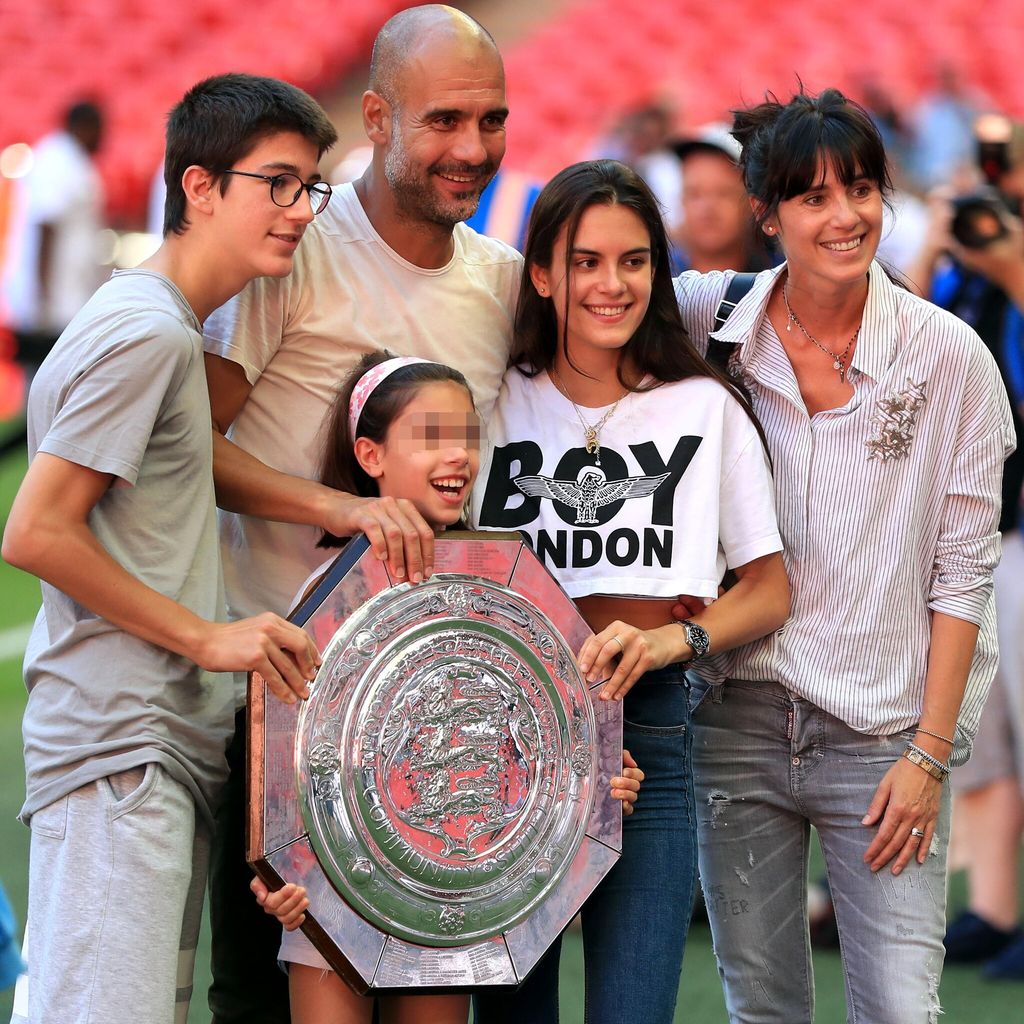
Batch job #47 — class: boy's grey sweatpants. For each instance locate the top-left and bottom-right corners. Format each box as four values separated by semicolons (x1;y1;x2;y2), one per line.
10;763;209;1024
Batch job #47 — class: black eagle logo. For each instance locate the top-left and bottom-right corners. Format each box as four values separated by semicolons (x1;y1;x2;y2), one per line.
514;465;669;526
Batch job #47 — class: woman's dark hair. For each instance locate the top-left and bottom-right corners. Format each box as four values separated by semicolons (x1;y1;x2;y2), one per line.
317;350;473;547
731;87;893;224
512;158;768;445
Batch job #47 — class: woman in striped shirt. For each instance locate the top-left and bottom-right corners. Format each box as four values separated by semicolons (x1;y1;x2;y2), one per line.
674;88;1015;1023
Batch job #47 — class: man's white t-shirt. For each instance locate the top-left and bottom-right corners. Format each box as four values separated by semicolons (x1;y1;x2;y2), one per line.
204;182;522;622
472;368;782;599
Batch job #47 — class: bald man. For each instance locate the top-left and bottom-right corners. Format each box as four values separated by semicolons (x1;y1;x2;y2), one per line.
201;7;521;1021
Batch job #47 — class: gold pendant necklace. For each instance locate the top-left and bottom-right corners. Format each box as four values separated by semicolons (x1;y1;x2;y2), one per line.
783;285;860;383
550;369;624;466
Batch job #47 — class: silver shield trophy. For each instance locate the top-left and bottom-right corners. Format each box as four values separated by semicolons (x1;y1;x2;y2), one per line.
248;532;624;992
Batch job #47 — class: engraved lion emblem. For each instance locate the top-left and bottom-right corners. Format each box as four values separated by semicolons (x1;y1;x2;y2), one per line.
379;666;537;857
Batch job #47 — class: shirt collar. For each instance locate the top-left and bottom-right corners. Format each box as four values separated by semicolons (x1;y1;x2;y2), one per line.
708;260;900;384
850;262;900;384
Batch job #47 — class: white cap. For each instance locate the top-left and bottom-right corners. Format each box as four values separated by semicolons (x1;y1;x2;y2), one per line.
671;123;742;164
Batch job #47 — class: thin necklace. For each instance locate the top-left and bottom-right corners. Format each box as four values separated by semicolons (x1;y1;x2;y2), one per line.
550;368;625;466
782;285;859;383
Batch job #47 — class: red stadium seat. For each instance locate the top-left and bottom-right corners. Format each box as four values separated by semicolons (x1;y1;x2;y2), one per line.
497;0;1024;181
2;0;1023;220
0;0;411;220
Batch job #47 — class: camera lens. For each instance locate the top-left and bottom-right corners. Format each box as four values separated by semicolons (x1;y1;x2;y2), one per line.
951;195;1009;249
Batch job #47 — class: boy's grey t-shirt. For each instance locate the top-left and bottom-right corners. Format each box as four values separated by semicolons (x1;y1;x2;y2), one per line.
20;269;233;826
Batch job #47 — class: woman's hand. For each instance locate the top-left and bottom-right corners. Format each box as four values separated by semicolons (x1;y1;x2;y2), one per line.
578;621;684;701
861;757;943;874
251;876;309;931
671;594;708;621
610;749;644;815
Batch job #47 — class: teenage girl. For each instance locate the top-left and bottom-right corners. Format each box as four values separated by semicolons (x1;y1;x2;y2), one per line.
253;351;643;1024
471;159;791;1024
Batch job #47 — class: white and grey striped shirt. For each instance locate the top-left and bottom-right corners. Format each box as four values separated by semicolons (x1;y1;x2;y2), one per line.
675;262;1016;766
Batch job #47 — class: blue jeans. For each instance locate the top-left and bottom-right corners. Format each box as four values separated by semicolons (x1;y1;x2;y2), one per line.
474;667;697;1024
689;678;949;1024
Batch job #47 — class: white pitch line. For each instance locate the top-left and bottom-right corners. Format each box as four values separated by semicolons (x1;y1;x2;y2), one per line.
0;622;33;662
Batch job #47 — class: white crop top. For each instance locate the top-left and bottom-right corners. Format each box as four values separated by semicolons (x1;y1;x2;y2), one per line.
471;368;783;599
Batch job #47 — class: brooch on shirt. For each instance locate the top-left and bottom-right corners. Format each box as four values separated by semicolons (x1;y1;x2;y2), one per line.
515;466;669;526
865;378;928;462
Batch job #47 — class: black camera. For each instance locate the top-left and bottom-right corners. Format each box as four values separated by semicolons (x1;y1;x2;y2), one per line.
951;115;1019;249
951;189;1011;249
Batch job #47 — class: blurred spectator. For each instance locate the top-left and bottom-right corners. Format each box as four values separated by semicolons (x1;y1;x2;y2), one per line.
597;101;683;230
908;116;1024;520
942;484;1024;981
861;79;914;178
909;65;985;191
0;330;27;461
1;101;106;367
908;115;1024;982
668;125;773;274
466;169;542;252
146;160;165;239
0;881;25;991
858;80;933;278
877;189;930;278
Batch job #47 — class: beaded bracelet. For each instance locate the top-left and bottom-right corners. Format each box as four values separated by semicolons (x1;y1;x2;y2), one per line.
907;741;949;771
903;743;950;782
915;726;955;746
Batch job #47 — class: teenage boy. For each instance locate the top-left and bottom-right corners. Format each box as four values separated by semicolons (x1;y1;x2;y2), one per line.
2;74;335;1024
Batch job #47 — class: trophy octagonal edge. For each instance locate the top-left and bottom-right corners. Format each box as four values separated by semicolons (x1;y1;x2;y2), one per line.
247;532;624;991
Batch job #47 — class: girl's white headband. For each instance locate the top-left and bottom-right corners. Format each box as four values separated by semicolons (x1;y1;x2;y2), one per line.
347;356;435;439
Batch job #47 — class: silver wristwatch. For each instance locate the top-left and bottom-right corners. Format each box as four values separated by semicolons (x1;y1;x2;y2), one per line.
681;620;711;662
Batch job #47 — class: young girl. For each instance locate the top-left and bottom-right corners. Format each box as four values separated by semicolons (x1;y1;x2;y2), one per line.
254;350;643;1024
471;159;791;1024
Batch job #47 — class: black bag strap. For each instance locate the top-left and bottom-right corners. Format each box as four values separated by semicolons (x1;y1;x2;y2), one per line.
706;272;757;374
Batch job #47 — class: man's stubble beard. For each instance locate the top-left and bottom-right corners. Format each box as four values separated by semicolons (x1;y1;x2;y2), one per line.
383;117;494;229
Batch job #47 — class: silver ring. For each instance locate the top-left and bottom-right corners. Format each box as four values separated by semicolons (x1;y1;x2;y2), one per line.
610;635;625;654
910;828;926;839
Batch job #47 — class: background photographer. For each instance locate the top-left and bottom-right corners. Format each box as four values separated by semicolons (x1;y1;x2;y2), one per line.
908;114;1024;981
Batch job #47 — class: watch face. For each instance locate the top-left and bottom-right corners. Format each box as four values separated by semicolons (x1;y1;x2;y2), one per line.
685;622;710;658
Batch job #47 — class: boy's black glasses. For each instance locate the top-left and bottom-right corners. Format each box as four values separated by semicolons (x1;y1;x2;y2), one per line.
219;170;332;215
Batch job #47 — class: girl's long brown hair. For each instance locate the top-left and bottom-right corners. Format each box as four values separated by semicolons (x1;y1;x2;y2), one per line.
512;159;768;447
